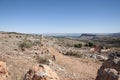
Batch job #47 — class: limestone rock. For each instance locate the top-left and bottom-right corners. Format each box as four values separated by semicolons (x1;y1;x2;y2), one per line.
24;64;60;80
0;61;8;80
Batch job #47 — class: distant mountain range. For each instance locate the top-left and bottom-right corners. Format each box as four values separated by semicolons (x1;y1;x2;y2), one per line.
79;34;97;40
0;31;120;39
108;33;120;37
79;33;120;40
43;33;82;38
43;33;120;38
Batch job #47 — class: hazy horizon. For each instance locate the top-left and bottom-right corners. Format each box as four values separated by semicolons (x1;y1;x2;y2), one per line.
0;0;120;33
1;30;120;35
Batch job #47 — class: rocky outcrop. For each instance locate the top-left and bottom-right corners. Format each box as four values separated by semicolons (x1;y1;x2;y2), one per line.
24;64;60;80
90;54;108;61
79;33;97;40
0;61;8;80
96;52;120;80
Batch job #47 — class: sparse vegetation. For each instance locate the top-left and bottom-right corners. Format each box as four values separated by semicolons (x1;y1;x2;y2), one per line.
32;40;41;46
84;42;94;47
65;51;83;58
7;32;24;35
84;43;89;47
19;40;32;49
74;43;82;48
65;43;73;47
18;38;41;51
37;55;51;65
0;31;120;80
9;35;11;38
88;42;93;47
8;32;18;34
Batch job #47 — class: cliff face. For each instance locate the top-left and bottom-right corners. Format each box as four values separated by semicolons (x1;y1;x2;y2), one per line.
79;34;97;40
96;52;120;80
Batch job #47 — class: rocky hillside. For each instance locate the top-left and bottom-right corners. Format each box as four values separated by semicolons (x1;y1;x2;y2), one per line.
1;31;118;80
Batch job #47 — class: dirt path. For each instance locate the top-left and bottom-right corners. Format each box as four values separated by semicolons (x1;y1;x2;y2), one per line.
48;47;102;80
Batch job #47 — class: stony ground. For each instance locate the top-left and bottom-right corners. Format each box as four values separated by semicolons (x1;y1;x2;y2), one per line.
0;32;102;80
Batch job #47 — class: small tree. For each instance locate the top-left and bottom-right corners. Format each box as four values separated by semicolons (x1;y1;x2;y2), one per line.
84;43;88;47
88;42;93;47
74;43;82;48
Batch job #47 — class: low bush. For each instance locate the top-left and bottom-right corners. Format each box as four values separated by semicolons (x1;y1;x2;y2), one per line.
84;42;94;47
84;43;88;47
18;38;41;51
19;40;32;49
37;55;50;65
88;42;93;47
65;51;83;58
74;43;82;48
32;40;41;46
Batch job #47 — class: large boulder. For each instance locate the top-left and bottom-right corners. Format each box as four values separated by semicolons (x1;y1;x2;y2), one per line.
24;64;60;80
0;61;8;80
96;52;120;80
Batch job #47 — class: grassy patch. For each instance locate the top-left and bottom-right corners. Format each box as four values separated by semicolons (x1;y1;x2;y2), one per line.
18;38;41;51
65;51;83;58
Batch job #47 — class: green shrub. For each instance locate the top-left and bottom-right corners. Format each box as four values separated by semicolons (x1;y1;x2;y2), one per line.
37;55;50;65
19;40;32;49
32;41;41;46
65;51;82;58
84;42;94;47
84;43;88;47
88;42;93;47
19;38;41;50
74;43;82;48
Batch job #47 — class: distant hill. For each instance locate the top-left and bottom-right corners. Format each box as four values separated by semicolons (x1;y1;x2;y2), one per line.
79;33;120;40
79;33;97;40
43;33;81;38
1;31;120;38
108;33;120;37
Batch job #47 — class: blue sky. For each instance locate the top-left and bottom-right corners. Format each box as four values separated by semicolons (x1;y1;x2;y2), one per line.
0;0;120;33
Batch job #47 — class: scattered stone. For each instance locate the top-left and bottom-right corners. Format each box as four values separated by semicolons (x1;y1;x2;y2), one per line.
96;52;120;80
